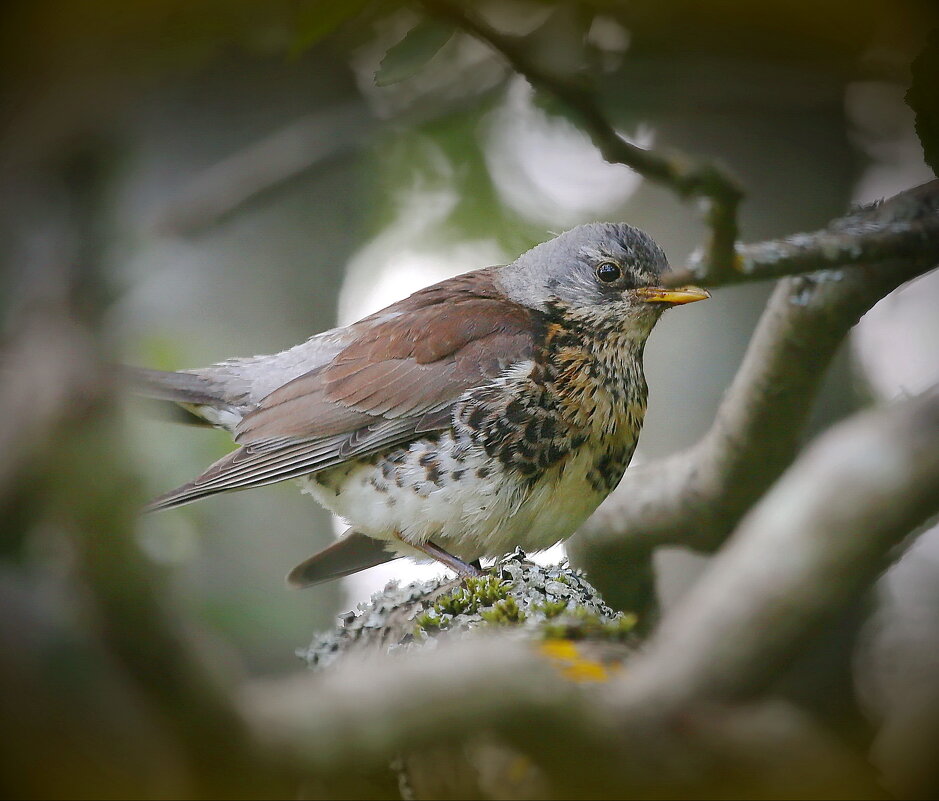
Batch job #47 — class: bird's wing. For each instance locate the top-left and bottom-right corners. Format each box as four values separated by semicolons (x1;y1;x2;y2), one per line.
147;269;538;512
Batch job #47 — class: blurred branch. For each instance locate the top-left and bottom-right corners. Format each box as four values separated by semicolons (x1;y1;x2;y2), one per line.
245;638;625;795
0;151;291;798
245;635;881;799
420;0;744;281
152;102;370;236
570;181;939;599
617;389;939;709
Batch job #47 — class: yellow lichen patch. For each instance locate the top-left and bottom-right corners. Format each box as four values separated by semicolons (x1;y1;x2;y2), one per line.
538;639;623;683
560;660;611;683
540;639;580;661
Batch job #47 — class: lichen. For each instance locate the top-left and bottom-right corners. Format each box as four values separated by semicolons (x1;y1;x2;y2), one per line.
299;549;638;669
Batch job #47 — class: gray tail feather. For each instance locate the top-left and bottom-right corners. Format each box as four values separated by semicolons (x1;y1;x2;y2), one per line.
287;532;400;587
123;366;227;407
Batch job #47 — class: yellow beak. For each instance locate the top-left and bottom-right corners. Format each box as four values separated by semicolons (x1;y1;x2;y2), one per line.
634;285;710;305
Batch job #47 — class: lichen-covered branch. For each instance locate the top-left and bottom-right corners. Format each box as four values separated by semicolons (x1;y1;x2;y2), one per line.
570;182;939;597
246;637;630;796
420;0;744;281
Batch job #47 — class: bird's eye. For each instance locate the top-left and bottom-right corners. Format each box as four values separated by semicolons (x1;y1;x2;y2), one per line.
596;261;621;283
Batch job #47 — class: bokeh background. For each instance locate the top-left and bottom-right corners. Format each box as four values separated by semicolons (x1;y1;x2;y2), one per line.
1;1;937;792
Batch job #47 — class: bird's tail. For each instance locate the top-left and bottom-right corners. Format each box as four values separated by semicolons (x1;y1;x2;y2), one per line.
287;531;400;587
122;366;241;428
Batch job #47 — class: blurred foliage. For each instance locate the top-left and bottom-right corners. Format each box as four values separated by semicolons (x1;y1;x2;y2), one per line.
375;18;456;86
291;0;375;56
908;27;939;176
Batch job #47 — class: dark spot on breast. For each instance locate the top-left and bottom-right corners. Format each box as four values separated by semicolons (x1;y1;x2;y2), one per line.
451;469;464;481
506;400;526;423
514;439;535;460
467;406;486;430
539;416;556;440
524;420;541;444
476;465;491;479
425;462;442;486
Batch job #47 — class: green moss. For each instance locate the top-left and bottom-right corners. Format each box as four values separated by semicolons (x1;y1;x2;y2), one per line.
413;574;511;635
541;608;638;642
433;574;509;616
535;599;569;619
480;596;526;625
434;593;470;617
414;610;446;633
462;573;511;606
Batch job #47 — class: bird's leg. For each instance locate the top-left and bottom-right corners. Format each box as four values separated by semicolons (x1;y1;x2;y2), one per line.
395;534;483;577
423;541;485;577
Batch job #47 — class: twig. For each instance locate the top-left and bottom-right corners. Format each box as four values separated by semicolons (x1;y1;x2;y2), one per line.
669;179;939;286
420;0;744;281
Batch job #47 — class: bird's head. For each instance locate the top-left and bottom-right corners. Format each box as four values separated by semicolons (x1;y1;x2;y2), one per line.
496;222;708;337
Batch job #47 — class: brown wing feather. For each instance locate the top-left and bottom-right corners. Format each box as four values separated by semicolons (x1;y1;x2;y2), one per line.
236;269;536;443
148;268;539;512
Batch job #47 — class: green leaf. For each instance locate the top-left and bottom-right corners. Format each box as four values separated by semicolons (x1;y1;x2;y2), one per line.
291;0;370;56
907;27;939;177
375;18;455;86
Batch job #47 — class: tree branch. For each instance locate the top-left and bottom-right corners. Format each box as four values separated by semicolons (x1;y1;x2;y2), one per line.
669;179;939;286
152;103;370;236
570;182;939;597
0;152;291;798
245;634;881;798
420;0;744;280
616;389;939;709
244;638;628;796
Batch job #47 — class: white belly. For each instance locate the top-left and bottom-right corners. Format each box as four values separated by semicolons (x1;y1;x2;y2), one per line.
297;433;616;562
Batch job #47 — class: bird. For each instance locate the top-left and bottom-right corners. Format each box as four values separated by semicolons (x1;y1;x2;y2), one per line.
131;222;708;587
